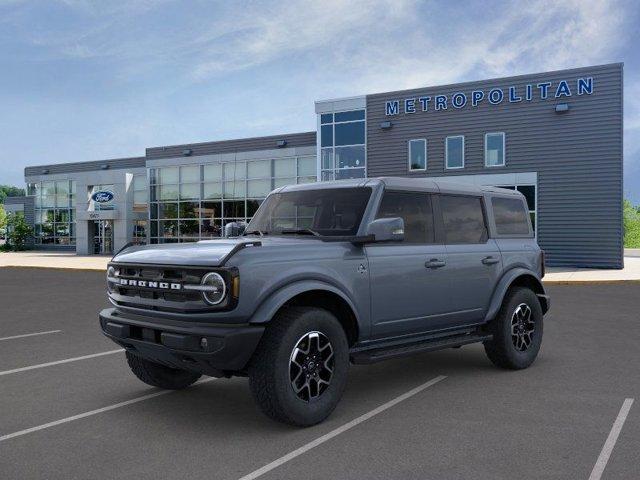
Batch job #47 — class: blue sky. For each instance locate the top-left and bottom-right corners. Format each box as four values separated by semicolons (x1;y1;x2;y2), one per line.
1;0;639;201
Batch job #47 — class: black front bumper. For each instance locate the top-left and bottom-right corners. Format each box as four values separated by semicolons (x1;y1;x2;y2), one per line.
99;308;264;376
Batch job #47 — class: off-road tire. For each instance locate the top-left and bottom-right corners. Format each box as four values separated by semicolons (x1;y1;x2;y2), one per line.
126;351;201;389
248;307;349;427
484;287;543;370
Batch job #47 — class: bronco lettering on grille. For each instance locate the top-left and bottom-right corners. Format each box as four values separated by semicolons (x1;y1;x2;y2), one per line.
119;278;182;290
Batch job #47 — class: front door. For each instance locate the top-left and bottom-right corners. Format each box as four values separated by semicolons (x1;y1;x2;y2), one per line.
92;220;113;255
366;191;450;340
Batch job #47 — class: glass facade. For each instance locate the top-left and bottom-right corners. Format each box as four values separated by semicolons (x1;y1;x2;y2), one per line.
28;180;76;245
149;156;316;243
320;110;366;181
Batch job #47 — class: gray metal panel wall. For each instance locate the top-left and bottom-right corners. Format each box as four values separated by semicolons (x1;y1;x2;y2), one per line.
24;157;146;177
146;132;317;159
4;196;35;246
366;63;623;268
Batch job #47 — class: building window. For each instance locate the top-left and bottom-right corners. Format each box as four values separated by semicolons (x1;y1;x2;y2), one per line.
148;156;316;243
408;139;427;171
320;109;366;181
132;175;147;213
32;180;76;246
485;132;505;167
446;136;465;169
132;220;147;244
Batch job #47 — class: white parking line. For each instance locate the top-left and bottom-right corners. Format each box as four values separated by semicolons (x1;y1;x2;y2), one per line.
0;330;62;342
0;349;124;377
238;375;447;480
588;398;634;480
0;378;216;442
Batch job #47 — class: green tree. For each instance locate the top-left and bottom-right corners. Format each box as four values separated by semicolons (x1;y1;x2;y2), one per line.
0;204;6;232
0;185;26;204
6;212;32;251
623;199;640;248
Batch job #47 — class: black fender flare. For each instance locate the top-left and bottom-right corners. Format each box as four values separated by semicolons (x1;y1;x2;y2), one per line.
484;268;549;322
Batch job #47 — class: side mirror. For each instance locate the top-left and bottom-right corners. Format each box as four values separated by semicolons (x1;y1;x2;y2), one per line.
224;221;246;238
365;217;405;242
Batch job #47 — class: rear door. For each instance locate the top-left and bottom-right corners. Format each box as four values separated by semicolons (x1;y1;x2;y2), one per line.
437;194;502;326
366;191;450;339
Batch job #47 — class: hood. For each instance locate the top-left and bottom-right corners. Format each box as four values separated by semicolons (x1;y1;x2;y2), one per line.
112;238;252;267
111;236;321;267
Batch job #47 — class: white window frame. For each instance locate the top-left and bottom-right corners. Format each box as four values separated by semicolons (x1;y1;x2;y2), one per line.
408;138;427;171
485;132;506;167
445;135;465;170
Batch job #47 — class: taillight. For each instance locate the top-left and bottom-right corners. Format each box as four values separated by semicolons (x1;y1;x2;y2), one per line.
540;250;546;278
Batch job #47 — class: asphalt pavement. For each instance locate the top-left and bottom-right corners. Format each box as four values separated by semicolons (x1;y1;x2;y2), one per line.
0;267;638;480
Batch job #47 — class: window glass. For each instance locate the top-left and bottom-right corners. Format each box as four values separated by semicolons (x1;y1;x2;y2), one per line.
335;168;365;180
485;133;505;166
157;202;178;219
441;195;487;244
133;175;146;191
335;110;365;122
320;113;333;124
335;145;365;169
180;165;200;183
376;192;434;244
446;136;464;169
179;220;200;236
159;184;179;201
223;162;246;180
158;167;179;184
492;197;530;235
298;156;316;176
321;149;334;170
247;160;271;178
409;139;426;170
516;185;536;211
203;182;222;199
335;122;365;146
179;202;199;218
274;177;296;189
321;125;333;147
179;183;200;200
223;181;246;198
203;164;222;182
274;158;296;177
248;179;272;198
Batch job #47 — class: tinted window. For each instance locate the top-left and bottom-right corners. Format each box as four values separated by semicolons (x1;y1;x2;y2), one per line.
492;197;530;235
334;122;365;146
334;110;365;122
376;192;434;244
408;139;426;170
441;195;487;244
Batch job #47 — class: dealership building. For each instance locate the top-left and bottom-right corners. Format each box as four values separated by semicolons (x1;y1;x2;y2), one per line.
17;63;623;268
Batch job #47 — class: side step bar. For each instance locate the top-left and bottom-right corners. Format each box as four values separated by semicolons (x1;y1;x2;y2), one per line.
350;333;492;365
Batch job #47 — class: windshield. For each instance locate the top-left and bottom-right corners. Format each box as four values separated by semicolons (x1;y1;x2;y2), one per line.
246;187;372;237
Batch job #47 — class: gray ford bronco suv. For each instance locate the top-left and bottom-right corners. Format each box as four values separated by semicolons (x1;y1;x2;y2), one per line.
100;177;549;426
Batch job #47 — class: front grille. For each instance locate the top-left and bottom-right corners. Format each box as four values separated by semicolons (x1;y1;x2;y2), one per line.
108;263;218;313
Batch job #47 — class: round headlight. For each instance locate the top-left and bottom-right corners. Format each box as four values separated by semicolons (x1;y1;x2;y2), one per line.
201;272;226;305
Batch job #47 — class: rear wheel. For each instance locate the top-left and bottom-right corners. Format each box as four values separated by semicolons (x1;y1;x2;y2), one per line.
126;352;201;389
484;287;543;370
248;307;349;427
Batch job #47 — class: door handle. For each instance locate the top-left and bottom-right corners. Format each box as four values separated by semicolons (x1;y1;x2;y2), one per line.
425;258;446;269
482;256;500;265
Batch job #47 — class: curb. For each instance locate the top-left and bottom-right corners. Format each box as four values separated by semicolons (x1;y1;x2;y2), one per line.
543;279;640;285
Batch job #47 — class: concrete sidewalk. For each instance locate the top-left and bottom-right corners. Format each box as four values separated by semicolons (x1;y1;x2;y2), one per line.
2;250;640;283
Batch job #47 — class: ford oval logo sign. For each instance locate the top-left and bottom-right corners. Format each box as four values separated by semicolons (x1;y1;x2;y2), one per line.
91;191;114;203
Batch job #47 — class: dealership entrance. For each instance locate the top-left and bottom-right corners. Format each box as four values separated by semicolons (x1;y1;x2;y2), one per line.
91;220;113;255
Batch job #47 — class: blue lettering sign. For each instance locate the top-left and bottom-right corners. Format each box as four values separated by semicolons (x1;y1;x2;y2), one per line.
577;77;593;95
489;88;504;104
555;80;572;97
472;90;484;107
418;96;431;111
537;82;551;99
385;100;399;116
452;92;467;108
526;84;533;101
405;98;416;113
435;95;448;110
509;86;522;103
92;191;115;203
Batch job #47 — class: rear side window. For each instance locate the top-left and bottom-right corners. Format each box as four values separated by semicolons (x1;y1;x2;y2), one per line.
376;191;435;244
492;197;530;235
440;195;487;244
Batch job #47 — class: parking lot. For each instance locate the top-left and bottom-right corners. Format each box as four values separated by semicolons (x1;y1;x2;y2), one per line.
0;267;637;480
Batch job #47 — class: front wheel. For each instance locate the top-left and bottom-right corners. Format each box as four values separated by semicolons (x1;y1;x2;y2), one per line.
248;307;349;427
484;287;543;370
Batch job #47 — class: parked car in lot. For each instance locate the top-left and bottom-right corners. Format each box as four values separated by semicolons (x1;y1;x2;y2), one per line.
100;177;549;426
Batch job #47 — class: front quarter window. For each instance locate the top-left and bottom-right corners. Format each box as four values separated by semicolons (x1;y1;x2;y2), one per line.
246;187;372;237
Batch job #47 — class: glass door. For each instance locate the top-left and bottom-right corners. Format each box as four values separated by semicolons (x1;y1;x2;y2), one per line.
92;220;114;254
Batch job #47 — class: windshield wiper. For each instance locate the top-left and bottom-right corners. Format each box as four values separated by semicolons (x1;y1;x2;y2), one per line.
280;228;321;237
244;229;267;237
